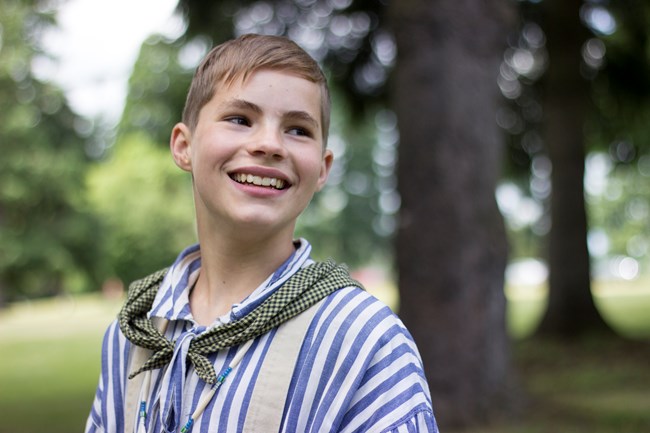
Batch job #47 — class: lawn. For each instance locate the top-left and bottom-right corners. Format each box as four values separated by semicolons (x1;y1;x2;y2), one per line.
0;295;122;433
0;279;649;433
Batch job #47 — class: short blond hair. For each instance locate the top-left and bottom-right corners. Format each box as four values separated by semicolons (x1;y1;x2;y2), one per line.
182;34;331;145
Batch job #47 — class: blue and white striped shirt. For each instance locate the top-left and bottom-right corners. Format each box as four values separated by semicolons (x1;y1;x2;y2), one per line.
85;239;438;433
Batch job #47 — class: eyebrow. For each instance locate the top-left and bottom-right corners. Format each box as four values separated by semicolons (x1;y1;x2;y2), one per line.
284;110;320;131
223;98;262;114
222;98;320;130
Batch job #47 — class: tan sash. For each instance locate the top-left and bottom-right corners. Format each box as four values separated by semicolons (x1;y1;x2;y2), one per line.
242;300;322;432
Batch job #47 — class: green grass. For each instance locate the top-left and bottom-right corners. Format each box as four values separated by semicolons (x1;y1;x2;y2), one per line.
0;295;122;433
593;278;650;338
1;281;649;433
505;276;650;339
447;337;650;433
496;337;650;433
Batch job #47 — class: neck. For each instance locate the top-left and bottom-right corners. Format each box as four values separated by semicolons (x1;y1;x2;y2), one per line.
189;221;296;326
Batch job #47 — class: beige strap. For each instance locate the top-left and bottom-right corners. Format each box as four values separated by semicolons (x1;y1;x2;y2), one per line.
124;317;168;433
243;300;323;433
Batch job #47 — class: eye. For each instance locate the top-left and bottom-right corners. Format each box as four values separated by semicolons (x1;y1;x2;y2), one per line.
287;126;313;138
225;116;250;126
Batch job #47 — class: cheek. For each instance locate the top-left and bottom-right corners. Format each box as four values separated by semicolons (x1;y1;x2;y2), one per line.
192;138;232;167
300;156;327;183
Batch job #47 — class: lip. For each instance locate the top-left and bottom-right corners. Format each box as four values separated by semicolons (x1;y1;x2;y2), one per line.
228;165;292;190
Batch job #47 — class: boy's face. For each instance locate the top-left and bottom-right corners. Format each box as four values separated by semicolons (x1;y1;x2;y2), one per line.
171;69;333;237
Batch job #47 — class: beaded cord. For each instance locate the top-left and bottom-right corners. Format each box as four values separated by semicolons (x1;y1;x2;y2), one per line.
137;321;170;433
178;339;255;433
134;328;253;433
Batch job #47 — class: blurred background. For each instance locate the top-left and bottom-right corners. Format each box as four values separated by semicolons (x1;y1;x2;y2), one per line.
0;0;649;432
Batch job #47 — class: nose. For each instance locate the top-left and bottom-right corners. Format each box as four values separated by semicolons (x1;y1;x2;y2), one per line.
247;124;287;159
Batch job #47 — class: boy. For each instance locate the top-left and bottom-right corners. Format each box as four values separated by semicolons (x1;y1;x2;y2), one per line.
86;34;438;433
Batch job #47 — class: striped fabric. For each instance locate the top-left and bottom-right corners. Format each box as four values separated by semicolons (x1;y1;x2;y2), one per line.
85;239;438;433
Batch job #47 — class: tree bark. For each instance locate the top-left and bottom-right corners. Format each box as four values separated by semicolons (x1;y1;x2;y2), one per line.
388;0;514;428
536;0;613;336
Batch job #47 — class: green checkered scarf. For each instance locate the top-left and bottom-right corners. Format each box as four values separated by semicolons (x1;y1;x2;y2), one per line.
118;259;360;385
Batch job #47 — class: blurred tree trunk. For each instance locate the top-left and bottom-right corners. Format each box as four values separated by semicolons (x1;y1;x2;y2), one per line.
536;0;613;336
389;0;515;427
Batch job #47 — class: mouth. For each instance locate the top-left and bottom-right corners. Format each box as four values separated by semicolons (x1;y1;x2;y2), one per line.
230;172;289;190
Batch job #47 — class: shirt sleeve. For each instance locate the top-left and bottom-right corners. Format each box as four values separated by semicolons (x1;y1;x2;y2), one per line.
85;320;128;433
381;409;438;433
287;287;438;433
337;310;439;433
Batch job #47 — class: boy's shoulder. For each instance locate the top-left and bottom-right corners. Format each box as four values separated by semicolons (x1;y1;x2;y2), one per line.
317;285;408;335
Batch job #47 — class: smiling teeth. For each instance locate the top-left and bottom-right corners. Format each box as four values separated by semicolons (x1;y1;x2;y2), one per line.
234;173;286;189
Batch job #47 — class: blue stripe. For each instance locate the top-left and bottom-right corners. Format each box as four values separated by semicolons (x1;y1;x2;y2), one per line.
151;411;162;433
177;259;201;319
165;259;194;319
98;324;112;429
110;324;124;433
149;287;172;317
268;249;297;285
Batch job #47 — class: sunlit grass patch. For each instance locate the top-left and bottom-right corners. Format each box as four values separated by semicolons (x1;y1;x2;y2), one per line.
506;275;650;339
557;390;650;425
505;282;547;339
0;337;102;433
593;276;650;338
0;294;121;433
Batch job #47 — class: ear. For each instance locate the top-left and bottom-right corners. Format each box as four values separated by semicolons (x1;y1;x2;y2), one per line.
316;149;334;191
170;122;193;172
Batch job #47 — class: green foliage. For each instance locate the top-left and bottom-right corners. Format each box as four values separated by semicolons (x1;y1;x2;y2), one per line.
118;35;194;147
178;0;390;110
87;34;199;285
297;102;396;267
0;0;102;300
587;156;650;265
496;1;650;272
86;133;196;285
590;0;650;155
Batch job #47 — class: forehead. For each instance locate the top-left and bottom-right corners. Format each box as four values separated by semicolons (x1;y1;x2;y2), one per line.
212;70;323;118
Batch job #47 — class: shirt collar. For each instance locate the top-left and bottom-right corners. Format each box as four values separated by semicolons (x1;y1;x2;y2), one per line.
147;239;314;324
